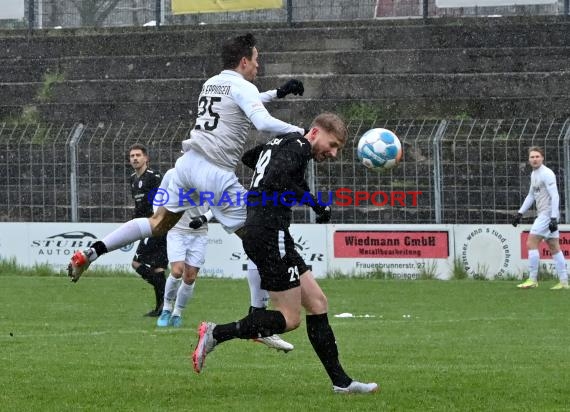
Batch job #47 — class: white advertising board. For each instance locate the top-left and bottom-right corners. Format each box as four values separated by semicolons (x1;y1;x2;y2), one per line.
0;222;328;278
2;223;567;280
454;224;570;278
453;224;525;279
0;223;136;272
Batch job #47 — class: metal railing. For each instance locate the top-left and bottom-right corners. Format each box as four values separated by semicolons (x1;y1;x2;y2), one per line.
1;118;568;224
3;0;568;31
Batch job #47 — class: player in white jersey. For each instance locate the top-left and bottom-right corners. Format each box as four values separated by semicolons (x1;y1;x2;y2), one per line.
156;169;210;328
67;33;302;350
512;146;568;290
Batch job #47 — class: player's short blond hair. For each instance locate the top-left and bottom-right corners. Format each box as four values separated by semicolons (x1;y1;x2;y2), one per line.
311;113;348;144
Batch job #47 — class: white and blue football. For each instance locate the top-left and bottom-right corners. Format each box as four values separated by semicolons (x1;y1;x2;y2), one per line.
356;128;403;171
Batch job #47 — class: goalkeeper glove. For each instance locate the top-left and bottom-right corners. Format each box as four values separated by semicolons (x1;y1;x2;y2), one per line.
276;79;304;98
511;213;522;227
189;215;207;229
549;218;558;232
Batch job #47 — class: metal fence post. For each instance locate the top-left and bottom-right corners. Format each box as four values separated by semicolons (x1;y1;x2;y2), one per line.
69;123;85;222
28;0;35;31
432;120;447;224
155;0;161;28
286;0;293;26
563;119;570;223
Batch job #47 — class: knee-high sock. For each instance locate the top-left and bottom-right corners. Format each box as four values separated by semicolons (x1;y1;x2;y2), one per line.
247;260;269;309
135;266;165;309
213;310;286;344
173;281;195;316
163;275;182;312
552;251;568;283
135;264;153;283
152;271;166;309
101;218;152;253
306;313;352;388
528;249;540;281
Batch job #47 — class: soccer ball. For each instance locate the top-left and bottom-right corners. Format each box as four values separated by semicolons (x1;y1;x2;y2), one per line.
356;128;403;170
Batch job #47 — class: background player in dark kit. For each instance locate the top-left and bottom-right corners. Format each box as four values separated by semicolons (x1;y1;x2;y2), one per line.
128;143;168;316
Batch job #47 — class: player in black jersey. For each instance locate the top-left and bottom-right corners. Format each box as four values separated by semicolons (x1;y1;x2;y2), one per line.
128;144;168;317
192;113;379;394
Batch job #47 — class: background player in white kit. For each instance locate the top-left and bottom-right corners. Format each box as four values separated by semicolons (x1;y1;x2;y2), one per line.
156;169;210;328
67;33;303;350
512;146;568;290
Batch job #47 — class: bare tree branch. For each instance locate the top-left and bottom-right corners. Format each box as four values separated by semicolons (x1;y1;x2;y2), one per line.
95;0;122;26
70;0;123;27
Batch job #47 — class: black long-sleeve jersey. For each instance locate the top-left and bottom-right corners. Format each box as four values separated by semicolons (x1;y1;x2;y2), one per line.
129;168;163;219
242;132;313;229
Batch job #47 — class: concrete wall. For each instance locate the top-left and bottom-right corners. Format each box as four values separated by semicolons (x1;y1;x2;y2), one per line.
0;16;569;123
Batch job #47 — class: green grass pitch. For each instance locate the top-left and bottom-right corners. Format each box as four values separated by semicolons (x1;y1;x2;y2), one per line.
1;275;569;411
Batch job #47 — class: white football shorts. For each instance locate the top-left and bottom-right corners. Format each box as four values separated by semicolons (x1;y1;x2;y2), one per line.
164;150;246;233
167;230;208;268
530;213;559;239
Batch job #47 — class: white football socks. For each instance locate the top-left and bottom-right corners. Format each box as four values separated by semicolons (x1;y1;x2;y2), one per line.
163;274;182;312
247;260;269;309
173;281;195;317
528;249;540;282
552;251;568;283
101;218;153;253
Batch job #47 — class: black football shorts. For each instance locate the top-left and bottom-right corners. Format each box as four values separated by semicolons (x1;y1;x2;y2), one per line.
243;225;309;292
133;235;168;269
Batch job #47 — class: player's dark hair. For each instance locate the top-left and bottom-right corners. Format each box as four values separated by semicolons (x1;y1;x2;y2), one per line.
129;143;148;156
528;146;544;158
221;33;256;70
311;113;349;144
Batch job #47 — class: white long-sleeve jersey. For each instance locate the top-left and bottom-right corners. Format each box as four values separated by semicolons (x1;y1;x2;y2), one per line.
518;164;560;219
182;70;304;171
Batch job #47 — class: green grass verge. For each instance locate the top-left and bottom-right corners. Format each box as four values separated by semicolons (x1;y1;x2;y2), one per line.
1;275;569;411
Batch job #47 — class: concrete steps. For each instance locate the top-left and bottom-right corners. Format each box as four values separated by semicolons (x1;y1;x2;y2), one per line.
1;46;569;83
3;70;568;121
1;18;569;57
1;17;569;122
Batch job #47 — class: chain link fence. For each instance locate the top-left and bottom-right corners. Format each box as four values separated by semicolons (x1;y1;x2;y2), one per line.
3;0;568;30
1;118;569;224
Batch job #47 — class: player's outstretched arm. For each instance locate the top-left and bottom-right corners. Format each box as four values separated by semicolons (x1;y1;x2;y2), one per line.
259;79;304;103
237;82;304;136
